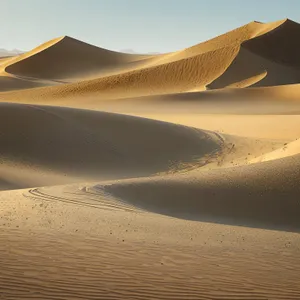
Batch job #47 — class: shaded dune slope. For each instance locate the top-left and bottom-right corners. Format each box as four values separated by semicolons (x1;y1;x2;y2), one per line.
243;19;300;68
96;154;300;231
0;103;222;189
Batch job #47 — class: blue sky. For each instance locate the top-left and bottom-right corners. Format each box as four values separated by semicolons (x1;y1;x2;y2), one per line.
0;0;299;53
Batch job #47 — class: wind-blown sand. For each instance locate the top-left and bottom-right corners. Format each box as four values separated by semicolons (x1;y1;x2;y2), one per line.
1;18;300;300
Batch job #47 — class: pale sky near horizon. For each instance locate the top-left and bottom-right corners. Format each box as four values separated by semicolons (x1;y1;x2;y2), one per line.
0;0;299;53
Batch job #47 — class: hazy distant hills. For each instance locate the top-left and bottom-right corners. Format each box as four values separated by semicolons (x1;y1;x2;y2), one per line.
120;48;160;55
0;48;23;57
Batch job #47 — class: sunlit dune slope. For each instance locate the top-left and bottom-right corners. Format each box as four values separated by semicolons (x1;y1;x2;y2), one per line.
0;56;14;64
251;138;300;163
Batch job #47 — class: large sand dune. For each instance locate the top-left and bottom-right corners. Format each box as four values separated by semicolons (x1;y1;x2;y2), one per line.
1;18;300;300
4;36;153;80
0;102;222;190
0;36;155;92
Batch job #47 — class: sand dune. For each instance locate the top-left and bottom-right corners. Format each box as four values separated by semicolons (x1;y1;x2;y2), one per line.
243;19;300;67
0;36;156;92
4;36;153;81
1;17;300;300
0;102;222;190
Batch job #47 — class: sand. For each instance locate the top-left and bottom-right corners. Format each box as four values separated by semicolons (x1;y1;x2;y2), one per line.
1;18;300;300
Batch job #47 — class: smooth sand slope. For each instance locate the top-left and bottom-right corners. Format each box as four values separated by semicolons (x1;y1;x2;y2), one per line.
0;102;222;190
1;18;300;300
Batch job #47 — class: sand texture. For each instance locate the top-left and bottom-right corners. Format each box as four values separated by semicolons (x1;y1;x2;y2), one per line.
1;18;300;300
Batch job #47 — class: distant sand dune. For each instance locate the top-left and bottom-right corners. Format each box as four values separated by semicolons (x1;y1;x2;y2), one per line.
0;74;54;91
1;19;296;96
0;36;156;91
151;19;283;65
4;36;153;81
0;44;240;96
